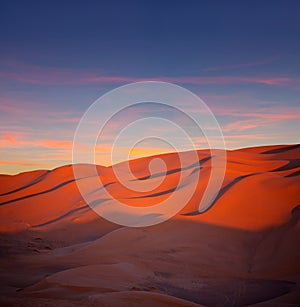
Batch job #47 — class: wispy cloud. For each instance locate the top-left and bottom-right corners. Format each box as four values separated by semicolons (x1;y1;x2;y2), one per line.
213;104;300;133
0;97;81;125
0;60;297;87
87;75;294;86
0;134;74;149
213;105;300;120
222;121;258;132
201;56;280;72
0;159;40;167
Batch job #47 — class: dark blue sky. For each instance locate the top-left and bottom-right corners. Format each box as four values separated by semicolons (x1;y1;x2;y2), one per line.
0;0;300;173
1;0;300;73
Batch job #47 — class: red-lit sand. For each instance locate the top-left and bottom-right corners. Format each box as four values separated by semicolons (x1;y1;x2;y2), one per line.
0;144;299;306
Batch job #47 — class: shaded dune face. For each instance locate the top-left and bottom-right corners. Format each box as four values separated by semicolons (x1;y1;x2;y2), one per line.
0;145;299;306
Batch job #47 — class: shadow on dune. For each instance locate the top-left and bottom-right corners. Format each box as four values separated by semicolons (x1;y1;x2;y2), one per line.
0;208;299;307
261;144;300;154
0;178;77;207
270;159;300;172
0;175;112;207
286;170;300;177
182;173;259;216
134;156;211;181
155;279;295;307
0;171;50;197
30;205;90;228
0;145;299;306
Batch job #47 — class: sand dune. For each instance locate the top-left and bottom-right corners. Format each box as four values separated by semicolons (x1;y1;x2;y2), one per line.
0;144;299;306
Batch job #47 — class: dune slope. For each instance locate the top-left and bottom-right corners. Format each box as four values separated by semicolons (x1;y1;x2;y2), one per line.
0;144;299;306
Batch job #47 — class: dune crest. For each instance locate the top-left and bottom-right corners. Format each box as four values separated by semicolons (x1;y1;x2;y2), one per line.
0;144;299;306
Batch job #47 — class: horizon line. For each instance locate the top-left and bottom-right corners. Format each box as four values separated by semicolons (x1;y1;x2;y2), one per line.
1;143;299;176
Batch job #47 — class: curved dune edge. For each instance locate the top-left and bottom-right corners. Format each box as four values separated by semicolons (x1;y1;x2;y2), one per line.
0;144;299;306
0;144;299;232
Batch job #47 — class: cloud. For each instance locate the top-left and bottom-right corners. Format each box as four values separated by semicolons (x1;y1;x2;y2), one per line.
0;133;74;149
201;56;280;72
211;103;300;133
222;121;258;132
0;159;40;167
214;106;300;120
0;60;297;87
0;103;27;114
3;134;18;144
0;97;81;127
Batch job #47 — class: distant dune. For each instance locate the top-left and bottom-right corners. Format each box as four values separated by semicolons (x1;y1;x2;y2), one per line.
0;144;299;306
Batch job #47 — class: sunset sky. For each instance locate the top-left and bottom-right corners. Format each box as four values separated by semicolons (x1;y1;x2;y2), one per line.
0;0;300;174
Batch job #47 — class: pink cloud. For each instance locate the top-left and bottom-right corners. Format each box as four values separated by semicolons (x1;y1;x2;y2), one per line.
222;121;258;132
0;97;81;126
214;107;300;120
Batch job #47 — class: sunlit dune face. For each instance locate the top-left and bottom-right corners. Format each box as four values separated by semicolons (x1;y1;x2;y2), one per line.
0;145;299;232
98;153;182;207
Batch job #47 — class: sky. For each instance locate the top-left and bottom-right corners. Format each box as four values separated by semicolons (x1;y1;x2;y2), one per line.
0;0;300;174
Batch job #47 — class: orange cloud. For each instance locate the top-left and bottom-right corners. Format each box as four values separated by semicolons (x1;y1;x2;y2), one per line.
222;121;258;132
3;135;17;144
40;140;74;149
0;160;40;167
0;134;74;150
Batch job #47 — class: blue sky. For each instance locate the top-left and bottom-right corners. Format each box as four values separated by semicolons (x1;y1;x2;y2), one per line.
0;0;299;174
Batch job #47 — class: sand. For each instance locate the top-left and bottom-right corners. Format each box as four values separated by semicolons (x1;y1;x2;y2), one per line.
0;144;299;306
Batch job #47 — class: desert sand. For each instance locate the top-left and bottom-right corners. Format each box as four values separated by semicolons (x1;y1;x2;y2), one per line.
0;144;299;306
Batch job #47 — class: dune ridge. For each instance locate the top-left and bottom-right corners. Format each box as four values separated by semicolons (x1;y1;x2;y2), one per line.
0;144;299;306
